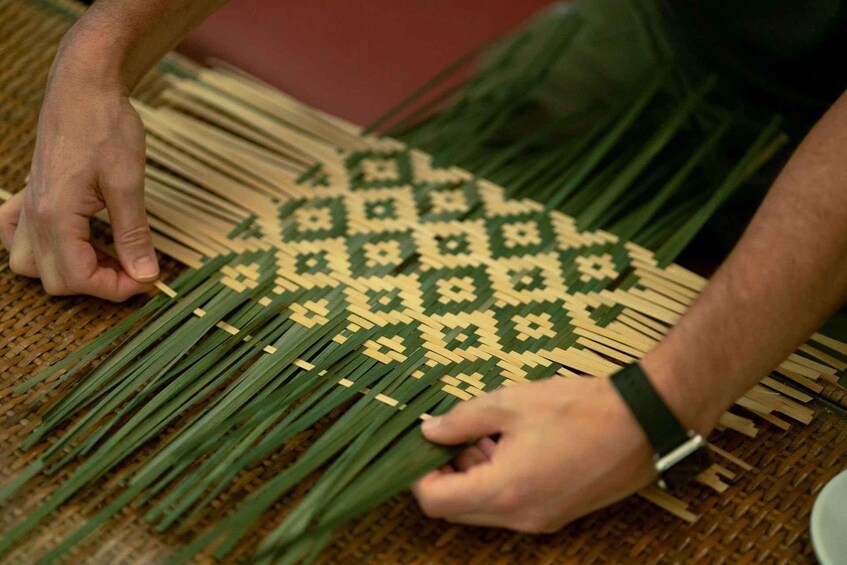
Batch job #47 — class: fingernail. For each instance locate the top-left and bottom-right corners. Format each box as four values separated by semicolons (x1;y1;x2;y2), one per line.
133;255;159;280
422;416;441;432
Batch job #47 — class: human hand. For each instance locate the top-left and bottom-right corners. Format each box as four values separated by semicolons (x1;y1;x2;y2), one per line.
0;56;157;301
412;377;657;533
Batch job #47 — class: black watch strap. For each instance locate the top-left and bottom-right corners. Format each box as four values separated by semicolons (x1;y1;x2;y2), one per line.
610;363;689;457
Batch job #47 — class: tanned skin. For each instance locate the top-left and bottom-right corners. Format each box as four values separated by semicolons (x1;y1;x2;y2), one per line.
0;0;227;300
0;0;844;534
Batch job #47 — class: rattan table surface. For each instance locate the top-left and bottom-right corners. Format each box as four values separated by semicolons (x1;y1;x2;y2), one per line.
1;1;846;563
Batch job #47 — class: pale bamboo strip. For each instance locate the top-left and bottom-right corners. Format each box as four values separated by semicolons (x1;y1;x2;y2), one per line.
575;337;637;364
786;353;838;376
600;290;680;325
145;194;236;247
696;467;729;493
712;464;736;480
633;269;698;304
617;313;666;342
708;444;755;471
204;69;360;144
145;136;275;213
539;347;620;377
620;309;670;336
742;406;790;431
655;263;708;291
571;317;655;353
150;233;204;269
630;258;707;292
744;385;813;424
799;343;847;371
147;215;218;258
605;320;660;349
153;280;178;298
146;167;250;219
639;487;698;523
629;287;689;316
718;412;758;438
145;194;241;256
822;373;841;385
775;368;824;393
160;88;313;163
142;104;308;199
197;69;369;152
777;359;821;380
146;185;237;235
164;79;327;166
811;332;847;356
760;376;813;403
574;328;646;357
156;105;308;174
167;78;346;169
141;108;287;200
146;178;242;226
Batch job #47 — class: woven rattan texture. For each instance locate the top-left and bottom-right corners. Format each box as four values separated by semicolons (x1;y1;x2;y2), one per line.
1;1;846;563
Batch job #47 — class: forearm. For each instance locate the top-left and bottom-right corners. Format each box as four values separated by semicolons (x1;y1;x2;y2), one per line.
51;0;227;93
5;0;227;299
644;91;847;433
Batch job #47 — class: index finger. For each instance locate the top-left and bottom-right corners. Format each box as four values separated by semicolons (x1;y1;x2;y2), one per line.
0;191;24;250
412;459;501;518
50;211;152;301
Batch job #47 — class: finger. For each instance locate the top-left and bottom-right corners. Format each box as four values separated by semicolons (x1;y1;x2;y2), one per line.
415;464;455;485
0;191;24;250
59;243;151;301
93;246;124;270
477;437;498;458
102;182;158;282
421;396;508;446
411;466;451;500
444;512;512;529
454;443;493;472
48;211;150;301
447;511;567;534
412;460;500;518
8;210;39;278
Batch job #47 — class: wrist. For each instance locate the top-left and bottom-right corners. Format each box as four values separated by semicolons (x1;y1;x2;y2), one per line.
639;351;721;437
50;19;135;97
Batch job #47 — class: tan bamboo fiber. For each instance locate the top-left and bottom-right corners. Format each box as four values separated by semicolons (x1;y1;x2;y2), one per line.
1;0;846;563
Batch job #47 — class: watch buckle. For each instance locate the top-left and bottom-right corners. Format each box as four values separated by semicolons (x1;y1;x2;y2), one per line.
654;432;707;475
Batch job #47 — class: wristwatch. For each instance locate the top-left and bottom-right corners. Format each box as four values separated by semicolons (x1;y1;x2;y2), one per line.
610;363;711;492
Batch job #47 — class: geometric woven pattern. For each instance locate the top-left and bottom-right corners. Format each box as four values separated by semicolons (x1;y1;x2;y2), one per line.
0;2;845;563
1;62;844;565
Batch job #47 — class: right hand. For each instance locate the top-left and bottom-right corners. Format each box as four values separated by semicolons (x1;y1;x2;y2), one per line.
0;63;158;301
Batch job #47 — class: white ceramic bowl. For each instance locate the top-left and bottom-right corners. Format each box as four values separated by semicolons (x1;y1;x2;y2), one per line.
811;468;847;565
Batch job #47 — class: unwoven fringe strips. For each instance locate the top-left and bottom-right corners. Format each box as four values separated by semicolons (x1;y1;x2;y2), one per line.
369;0;795;261
1;3;847;565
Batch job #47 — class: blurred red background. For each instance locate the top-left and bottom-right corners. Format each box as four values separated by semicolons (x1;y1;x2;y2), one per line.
179;1;552;126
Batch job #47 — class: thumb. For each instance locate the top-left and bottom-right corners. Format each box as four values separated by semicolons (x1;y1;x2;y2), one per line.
422;396;506;445
0;190;24;251
103;183;159;283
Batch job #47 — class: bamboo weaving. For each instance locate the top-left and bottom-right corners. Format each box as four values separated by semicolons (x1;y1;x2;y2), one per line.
1;1;847;563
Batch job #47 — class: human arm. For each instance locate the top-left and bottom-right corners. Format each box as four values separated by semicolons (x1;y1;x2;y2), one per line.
643;90;847;434
0;0;227;301
413;90;847;532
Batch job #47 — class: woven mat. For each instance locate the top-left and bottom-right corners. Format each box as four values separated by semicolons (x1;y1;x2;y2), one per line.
1;1;846;563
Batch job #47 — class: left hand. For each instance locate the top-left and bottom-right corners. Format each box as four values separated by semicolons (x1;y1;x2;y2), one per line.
412;377;656;533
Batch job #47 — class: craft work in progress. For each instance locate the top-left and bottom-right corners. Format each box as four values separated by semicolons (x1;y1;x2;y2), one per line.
1;1;846;563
